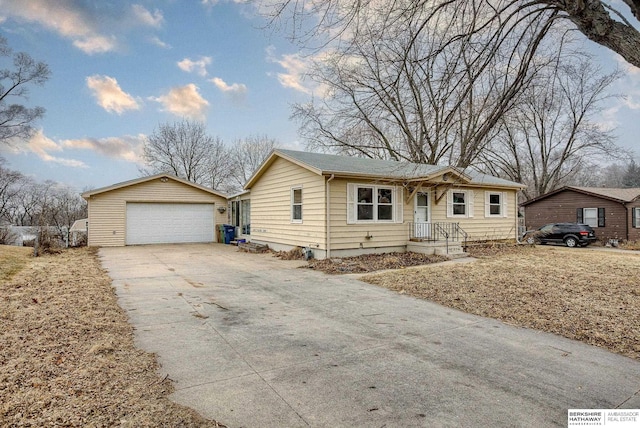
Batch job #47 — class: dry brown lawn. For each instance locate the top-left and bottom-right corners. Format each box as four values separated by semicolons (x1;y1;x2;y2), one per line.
363;245;640;360
0;245;224;427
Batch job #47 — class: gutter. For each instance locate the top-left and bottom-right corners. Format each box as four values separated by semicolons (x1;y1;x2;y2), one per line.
326;174;335;259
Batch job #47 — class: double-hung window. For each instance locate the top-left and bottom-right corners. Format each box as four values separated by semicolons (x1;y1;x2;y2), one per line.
634;207;640;228
348;184;400;223
291;187;302;223
577;208;604;227
447;190;474;218
485;192;507;218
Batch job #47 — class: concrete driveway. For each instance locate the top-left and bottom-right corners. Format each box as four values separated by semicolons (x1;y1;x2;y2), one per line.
100;244;640;427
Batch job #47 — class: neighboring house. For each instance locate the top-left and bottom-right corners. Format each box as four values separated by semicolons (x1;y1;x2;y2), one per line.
521;186;640;242
82;174;228;247
69;218;88;247
243;149;525;259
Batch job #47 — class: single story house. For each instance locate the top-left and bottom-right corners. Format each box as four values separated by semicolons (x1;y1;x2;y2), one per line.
521;186;640;242
82;174;228;247
243;149;525;259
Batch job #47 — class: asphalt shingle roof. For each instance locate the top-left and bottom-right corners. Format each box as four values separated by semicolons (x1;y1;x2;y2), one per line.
275;149;524;188
570;187;640;202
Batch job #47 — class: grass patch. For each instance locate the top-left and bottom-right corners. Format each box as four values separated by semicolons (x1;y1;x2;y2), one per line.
1;247;224;427
363;246;640;360
0;245;32;281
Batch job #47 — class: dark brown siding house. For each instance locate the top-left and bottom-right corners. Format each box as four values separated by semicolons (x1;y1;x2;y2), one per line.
521;187;640;242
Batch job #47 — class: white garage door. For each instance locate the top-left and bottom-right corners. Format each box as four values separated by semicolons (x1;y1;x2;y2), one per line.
126;203;215;245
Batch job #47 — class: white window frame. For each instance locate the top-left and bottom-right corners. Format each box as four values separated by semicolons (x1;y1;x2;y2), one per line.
583;207;598;228
485;191;507;218
447;190;474;218
635;208;640;228
347;184;403;224
291;186;303;223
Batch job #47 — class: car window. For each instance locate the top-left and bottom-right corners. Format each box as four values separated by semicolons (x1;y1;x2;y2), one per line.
540;224;554;233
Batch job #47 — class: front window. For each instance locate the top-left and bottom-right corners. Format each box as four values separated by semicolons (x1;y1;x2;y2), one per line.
355;185;394;222
635;208;640;228
583;208;598;228
452;192;466;216
487;192;502;216
291;187;302;223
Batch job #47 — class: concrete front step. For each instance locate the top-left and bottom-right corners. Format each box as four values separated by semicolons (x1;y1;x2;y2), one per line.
407;242;468;259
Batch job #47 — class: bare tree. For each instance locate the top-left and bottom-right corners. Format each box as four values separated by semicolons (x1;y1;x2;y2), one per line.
292;1;559;167
0;36;50;144
0;156;26;223
480;54;622;200
141;119;226;187
261;0;640;68
228;135;278;191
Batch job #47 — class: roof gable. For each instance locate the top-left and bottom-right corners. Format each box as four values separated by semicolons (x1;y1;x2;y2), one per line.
521;186;640;206
81;173;227;200
245;149;523;189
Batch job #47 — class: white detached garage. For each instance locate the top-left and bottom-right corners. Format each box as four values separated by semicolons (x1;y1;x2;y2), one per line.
82;174;228;247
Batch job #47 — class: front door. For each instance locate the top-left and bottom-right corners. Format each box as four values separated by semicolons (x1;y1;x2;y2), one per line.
414;192;431;238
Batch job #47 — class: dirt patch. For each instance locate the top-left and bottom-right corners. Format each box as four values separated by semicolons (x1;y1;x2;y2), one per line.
0;247;224;427
307;252;448;274
363;245;640;360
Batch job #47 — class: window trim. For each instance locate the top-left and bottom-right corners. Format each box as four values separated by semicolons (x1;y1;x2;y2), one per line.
633;207;640;228
347;184;402;224
355;185;395;223
447;189;474;218
582;207;598;228
291;186;303;223
484;191;507;218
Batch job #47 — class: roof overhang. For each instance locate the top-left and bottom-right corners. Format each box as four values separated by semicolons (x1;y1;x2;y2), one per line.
81;173;228;200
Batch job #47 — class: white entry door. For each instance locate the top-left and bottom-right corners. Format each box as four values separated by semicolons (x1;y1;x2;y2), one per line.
414;192;431;238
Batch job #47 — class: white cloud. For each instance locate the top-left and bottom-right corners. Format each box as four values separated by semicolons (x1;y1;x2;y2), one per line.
151;84;209;120
149;36;171;49
210;77;247;95
131;4;164;28
177;56;212;77
62;135;145;163
266;46;314;94
0;0;118;54
8;130;88;168
86;75;141;114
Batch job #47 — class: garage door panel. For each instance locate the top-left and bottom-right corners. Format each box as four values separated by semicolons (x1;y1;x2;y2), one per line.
126;203;215;245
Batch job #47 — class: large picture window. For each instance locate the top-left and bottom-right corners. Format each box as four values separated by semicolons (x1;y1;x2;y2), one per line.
348;184;401;224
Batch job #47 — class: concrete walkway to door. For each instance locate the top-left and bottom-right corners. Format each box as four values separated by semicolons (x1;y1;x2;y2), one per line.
99;244;640;427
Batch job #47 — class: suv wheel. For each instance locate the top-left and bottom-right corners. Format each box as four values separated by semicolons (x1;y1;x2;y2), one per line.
564;236;578;248
526;236;536;245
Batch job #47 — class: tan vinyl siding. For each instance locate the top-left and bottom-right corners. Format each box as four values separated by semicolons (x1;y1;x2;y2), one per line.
430;187;519;241
328;178;412;251
87;177;227;246
250;157;326;249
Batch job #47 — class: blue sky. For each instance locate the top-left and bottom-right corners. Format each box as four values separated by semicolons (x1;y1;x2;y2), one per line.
0;0;313;191
1;0;639;193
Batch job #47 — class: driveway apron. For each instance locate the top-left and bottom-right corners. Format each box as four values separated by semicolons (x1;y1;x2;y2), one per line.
99;244;640;427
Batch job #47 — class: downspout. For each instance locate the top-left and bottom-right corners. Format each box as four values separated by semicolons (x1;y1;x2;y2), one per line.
515;191;522;244
625;203;630;242
326;174;335;259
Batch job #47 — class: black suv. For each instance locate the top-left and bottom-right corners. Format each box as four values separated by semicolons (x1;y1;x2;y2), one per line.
522;223;597;247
